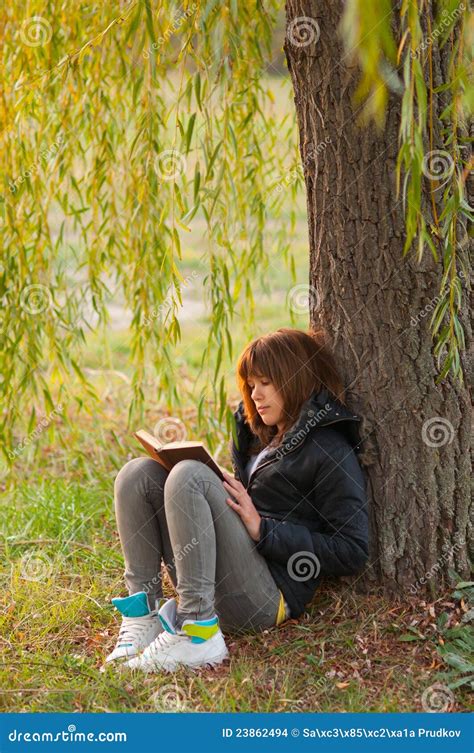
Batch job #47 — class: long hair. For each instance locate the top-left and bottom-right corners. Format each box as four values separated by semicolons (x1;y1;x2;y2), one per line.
236;327;346;452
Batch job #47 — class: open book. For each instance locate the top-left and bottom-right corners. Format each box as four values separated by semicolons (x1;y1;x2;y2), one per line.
133;429;225;481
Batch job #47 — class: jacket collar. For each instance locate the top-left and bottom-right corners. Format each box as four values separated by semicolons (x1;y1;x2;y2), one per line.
231;388;362;466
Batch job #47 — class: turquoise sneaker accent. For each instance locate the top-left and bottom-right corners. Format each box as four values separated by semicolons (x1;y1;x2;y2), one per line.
157;597;178;634
111;591;150;618
102;592;166;668
159;616;174;633
191;617;219;625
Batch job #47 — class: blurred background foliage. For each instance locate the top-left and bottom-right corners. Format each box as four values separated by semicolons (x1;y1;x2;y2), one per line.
0;0;471;483
1;1;304;479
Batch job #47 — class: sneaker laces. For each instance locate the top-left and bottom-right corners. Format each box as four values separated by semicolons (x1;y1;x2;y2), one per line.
140;628;184;659
116;614;157;647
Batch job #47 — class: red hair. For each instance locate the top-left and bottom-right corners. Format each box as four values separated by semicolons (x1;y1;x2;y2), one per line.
236;327;346;450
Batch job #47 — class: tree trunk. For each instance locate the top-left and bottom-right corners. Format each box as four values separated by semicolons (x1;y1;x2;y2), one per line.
284;0;472;597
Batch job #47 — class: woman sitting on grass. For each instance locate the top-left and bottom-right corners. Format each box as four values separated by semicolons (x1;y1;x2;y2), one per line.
102;327;369;673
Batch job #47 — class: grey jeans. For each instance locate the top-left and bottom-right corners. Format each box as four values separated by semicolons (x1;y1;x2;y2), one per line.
113;457;283;634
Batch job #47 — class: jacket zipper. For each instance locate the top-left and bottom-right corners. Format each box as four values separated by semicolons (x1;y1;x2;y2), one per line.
244;416;359;491
246;445;295;490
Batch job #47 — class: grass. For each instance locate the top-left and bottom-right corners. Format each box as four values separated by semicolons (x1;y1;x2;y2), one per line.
1;470;472;713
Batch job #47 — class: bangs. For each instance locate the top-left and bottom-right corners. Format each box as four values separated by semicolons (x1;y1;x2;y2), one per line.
237;341;276;382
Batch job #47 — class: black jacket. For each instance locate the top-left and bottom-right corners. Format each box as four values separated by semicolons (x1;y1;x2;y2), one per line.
229;388;369;619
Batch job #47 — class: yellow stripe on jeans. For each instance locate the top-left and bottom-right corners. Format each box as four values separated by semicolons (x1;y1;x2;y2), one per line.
275;590;288;626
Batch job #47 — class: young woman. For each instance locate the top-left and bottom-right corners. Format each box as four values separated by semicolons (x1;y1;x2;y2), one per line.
102;327;368;673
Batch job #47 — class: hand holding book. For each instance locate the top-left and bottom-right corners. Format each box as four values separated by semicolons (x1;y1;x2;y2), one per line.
133;430;259;540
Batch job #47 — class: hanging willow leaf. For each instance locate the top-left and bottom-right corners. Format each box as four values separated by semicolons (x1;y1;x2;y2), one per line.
430;298;450;335
185;113;196;153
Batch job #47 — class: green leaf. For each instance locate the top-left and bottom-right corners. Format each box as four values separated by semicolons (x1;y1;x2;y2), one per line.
430;297;449;334
440;652;474;673
27;406;37;435
42;387;55;413
193;168;201;202
437;611;449;631
172;227;181;258
185;113;196;154
143;0;156;43
205;140;223;180
194;72;202;110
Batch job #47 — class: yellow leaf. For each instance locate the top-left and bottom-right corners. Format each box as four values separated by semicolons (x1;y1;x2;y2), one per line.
78;43;92;65
175;217;192;233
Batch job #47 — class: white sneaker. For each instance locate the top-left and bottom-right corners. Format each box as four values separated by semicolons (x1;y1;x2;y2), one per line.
101;591;165;670
124;597;229;673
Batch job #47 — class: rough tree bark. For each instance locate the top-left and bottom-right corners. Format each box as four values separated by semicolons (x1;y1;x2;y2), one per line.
284;0;472;597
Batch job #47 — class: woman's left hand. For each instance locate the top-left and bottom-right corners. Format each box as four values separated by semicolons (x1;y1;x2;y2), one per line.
221;470;262;542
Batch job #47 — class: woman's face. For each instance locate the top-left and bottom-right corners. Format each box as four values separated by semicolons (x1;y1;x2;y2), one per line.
247;375;286;431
